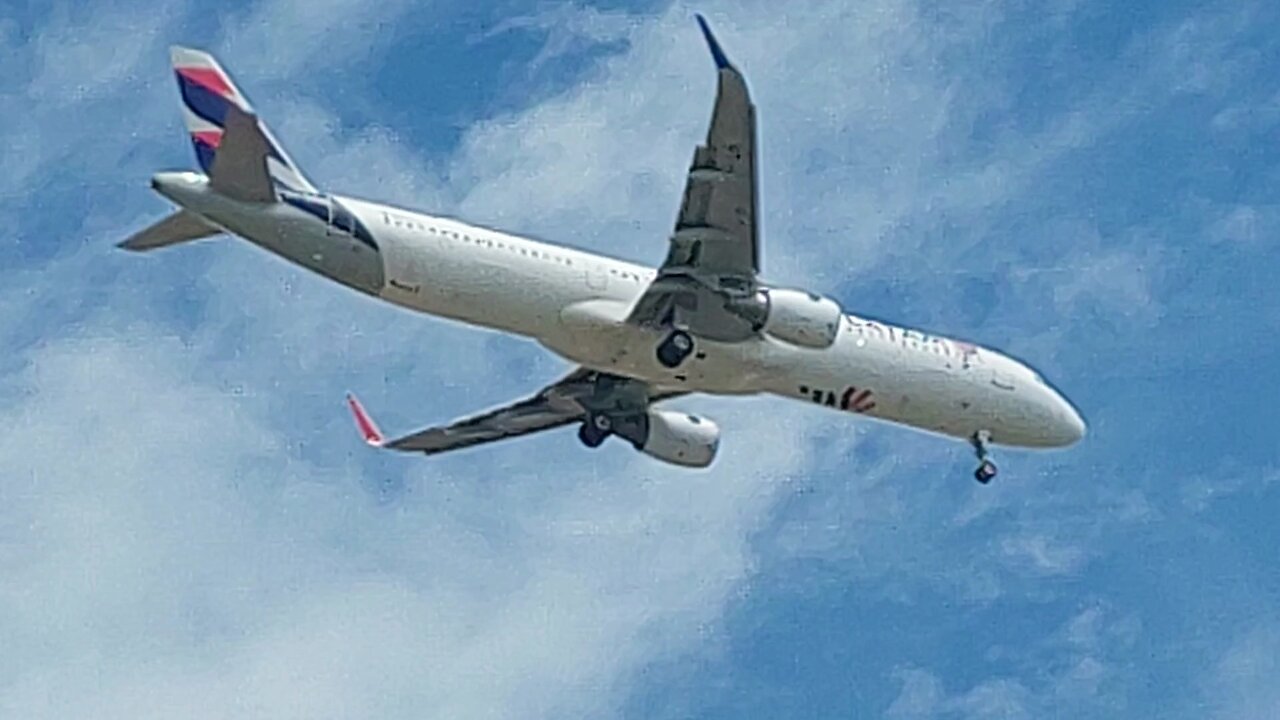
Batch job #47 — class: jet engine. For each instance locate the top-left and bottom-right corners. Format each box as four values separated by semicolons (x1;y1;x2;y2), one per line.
637;410;720;468
756;288;842;349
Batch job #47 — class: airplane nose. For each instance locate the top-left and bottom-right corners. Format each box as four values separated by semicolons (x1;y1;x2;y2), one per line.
1061;404;1086;444
1048;395;1086;447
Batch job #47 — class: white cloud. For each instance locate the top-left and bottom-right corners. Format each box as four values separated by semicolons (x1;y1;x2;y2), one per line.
999;533;1086;576
28;2;181;103
1211;88;1280;134
883;605;1141;719
218;0;416;80
0;2;186;204
2;7;826;717
885;667;946;718
885;668;1034;720
1206;622;1280;720
1206;204;1280;248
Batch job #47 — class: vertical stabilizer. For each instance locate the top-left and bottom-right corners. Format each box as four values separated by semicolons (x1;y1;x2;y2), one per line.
170;46;317;194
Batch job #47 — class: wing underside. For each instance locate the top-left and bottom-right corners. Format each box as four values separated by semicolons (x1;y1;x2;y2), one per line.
384;395;582;454
666;18;759;280
347;369;684;457
628;16;761;340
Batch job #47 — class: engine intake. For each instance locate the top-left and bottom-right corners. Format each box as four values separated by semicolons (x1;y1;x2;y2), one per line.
759;288;842;349
638;409;720;468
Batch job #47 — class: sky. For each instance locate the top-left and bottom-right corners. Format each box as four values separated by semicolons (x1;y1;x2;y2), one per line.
1;0;1278;717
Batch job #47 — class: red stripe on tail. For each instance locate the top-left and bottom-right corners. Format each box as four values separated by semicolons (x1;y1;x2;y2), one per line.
176;66;234;98
192;130;222;148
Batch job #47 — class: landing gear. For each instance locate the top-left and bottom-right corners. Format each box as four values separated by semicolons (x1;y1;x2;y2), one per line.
971;430;998;484
656;330;694;369
975;459;998;484
656;330;695;369
578;413;613;448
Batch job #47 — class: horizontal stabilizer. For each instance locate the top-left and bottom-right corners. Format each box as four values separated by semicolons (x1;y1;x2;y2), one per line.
118;210;220;252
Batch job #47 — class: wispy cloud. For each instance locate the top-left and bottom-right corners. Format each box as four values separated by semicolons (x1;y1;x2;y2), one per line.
1205;621;1280;719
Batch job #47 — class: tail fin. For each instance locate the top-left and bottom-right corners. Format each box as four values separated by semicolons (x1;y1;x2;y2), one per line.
171;46;316;194
118;209;220;252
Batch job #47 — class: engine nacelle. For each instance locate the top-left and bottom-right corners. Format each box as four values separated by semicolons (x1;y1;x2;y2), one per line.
639;410;721;468
759;288;842;349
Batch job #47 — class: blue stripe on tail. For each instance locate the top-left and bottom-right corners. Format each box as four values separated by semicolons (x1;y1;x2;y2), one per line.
177;74;231;127
192;136;217;173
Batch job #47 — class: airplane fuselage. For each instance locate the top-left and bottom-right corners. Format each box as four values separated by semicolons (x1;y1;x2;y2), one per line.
154;171;1085;450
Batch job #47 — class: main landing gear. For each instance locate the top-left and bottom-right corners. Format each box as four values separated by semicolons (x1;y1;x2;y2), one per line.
656;329;695;369
971;430;998;484
578;413;613;448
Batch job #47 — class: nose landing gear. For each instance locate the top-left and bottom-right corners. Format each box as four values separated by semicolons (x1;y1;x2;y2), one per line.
656;329;695;369
971;430;998;484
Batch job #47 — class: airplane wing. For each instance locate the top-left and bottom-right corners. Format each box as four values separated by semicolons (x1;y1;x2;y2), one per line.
628;16;761;342
347;369;684;456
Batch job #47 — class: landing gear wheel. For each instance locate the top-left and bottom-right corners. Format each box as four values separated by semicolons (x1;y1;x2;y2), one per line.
578;418;610;448
970;430;996;485
974;459;998;484
656;330;695;369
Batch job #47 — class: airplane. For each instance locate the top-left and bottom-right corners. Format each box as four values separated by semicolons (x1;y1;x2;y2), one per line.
121;16;1085;484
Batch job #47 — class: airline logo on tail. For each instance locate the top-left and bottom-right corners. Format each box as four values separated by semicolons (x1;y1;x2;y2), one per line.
170;46;316;193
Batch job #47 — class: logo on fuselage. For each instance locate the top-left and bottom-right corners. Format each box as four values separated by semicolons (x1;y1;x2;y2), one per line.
800;384;877;414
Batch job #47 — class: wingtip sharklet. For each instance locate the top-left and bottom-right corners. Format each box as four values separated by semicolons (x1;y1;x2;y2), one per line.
346;393;385;447
695;14;733;70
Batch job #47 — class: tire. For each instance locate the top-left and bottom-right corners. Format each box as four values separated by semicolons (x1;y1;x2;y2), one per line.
656;330;694;369
578;422;607;448
974;460;998;484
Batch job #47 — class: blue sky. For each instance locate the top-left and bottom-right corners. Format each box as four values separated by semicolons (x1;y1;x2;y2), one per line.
1;0;1278;717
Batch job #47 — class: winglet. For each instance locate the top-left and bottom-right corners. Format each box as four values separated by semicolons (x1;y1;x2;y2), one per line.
695;14;733;70
346;393;385;447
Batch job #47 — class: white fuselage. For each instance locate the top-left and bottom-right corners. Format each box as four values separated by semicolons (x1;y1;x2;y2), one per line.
155;172;1085;449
